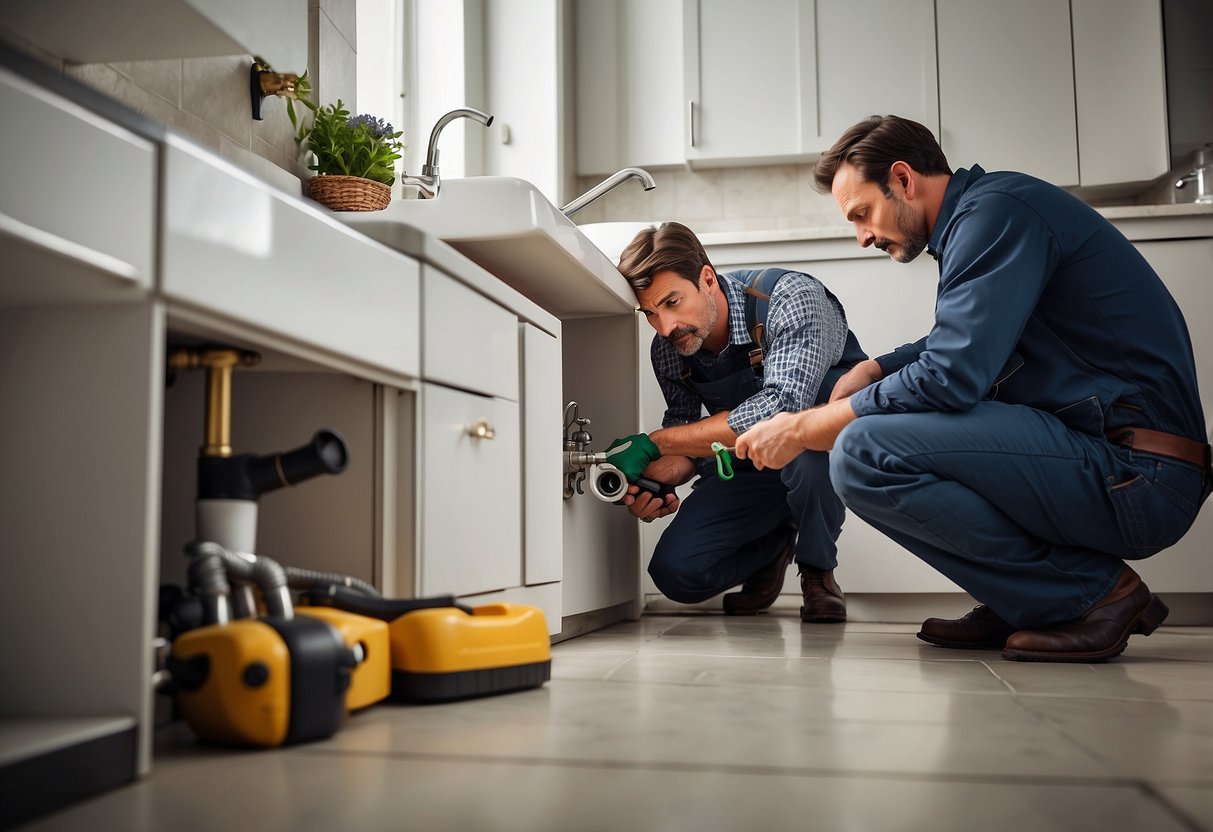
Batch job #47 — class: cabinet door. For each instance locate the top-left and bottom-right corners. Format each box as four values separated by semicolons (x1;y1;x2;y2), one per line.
1129;239;1213;592
684;0;815;163
813;0;938;150
936;0;1078;185
419;383;521;597
1072;0;1169;186
575;0;685;175
521;324;563;585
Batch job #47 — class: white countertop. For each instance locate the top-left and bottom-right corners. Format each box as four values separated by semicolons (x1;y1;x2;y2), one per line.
694;201;1213;248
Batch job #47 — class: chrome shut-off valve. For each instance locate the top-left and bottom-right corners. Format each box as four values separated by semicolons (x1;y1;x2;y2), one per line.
562;401;626;501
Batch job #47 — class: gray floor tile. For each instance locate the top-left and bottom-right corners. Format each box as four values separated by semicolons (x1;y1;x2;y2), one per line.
20;617;1213;831
22;750;1197;832
988;654;1213;701
1016;695;1213;782
317;676;1105;779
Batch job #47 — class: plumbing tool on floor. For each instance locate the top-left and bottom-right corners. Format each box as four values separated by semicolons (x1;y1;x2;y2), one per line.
562;401;674;502
166;541;382;747
301;585;551;703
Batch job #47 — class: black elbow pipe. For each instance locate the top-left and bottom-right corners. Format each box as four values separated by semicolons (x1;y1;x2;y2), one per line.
198;430;349;501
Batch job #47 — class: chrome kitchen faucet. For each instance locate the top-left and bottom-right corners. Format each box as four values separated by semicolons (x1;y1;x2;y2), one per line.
401;107;494;198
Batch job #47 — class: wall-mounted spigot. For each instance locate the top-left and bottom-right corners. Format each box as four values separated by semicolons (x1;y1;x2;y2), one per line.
562;401;630;501
250;57;302;121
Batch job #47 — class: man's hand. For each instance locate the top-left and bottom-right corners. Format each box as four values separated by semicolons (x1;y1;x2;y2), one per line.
604;433;661;482
622;486;680;522
735;399;858;469
828;358;885;403
620;456;694;522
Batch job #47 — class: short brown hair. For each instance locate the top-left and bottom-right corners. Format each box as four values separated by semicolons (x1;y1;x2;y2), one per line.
813;115;951;195
617;221;715;293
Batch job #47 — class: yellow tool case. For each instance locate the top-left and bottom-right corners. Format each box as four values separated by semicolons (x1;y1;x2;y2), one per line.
302;587;551;703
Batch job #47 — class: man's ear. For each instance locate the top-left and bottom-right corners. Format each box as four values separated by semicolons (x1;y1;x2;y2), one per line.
891;160;915;199
700;264;715;288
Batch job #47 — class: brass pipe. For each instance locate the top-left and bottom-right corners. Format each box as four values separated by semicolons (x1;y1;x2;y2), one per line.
167;347;261;458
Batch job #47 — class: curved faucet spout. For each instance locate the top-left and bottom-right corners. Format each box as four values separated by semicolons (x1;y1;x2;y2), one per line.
561;167;657;217
424;107;494;171
402;106;495;199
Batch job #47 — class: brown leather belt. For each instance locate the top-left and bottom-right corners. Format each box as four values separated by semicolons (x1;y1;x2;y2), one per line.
1106;426;1212;470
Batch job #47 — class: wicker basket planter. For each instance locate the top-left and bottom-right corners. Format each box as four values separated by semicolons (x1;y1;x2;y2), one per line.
308;174;391;212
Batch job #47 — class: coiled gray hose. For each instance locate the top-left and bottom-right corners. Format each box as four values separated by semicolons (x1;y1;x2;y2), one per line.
186;540;380;625
282;567;380;598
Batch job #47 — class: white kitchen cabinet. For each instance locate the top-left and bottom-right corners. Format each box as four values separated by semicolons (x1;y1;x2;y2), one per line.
936;0;1168;189
0;66;162;823
346;223;565;630
574;0;685;175
1072;0;1169;186
1128;236;1213;594
684;0;813;164
576;0;938;172
418;382;522;597
0;0;306;70
936;0;1078;185
813;0;938;149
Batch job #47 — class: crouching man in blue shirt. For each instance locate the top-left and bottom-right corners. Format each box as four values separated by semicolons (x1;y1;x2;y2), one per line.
738;115;1210;662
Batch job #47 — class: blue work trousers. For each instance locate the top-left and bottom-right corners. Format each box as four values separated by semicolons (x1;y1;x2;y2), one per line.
830;402;1207;628
648;451;844;604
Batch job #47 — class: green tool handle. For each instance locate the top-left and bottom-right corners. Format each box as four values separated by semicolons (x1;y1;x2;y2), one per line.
710;442;735;481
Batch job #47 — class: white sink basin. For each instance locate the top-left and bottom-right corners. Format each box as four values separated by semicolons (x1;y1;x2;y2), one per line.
341;177;638;319
574;222;661;268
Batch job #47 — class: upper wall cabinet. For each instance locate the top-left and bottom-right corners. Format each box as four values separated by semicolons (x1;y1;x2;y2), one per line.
937;0;1168;188
936;0;1079;185
1072;0;1169;185
683;0;812;165
574;0;1167;184
575;0;686;176
575;0;938;174
0;0;307;72
812;0;938;150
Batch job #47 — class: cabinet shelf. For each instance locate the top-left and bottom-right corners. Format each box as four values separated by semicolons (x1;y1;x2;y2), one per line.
0;716;138;828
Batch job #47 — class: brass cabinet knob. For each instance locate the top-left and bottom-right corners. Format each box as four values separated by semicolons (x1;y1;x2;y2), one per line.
468;419;496;440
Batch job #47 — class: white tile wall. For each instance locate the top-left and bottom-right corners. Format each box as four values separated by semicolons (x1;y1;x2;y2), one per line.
574;163;848;232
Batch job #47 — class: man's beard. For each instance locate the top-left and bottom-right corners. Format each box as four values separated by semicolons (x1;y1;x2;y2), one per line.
875;195;930;263
667;290;719;356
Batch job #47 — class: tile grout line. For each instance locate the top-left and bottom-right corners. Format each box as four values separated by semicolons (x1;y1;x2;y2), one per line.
293;745;1212;794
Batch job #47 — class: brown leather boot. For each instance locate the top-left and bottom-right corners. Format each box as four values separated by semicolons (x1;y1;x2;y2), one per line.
917;605;1017;649
1002;566;1169;663
723;533;795;615
800;567;846;623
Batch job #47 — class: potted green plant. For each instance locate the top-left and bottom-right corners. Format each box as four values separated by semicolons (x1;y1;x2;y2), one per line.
287;84;404;212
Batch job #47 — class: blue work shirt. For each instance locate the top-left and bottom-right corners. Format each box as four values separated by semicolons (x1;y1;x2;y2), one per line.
851;164;1206;443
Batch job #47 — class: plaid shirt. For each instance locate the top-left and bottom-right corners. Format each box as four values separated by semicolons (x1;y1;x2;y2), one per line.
652;271;848;434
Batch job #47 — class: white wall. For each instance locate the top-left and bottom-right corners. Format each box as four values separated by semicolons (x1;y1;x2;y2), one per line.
412;0;487;179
